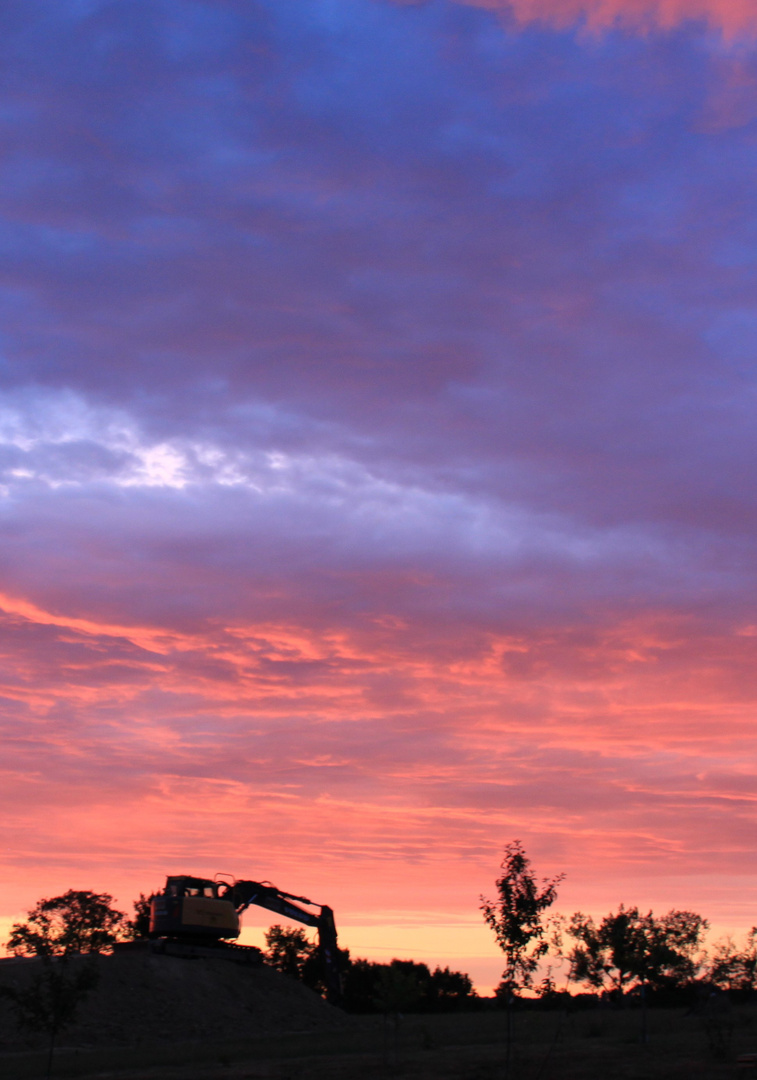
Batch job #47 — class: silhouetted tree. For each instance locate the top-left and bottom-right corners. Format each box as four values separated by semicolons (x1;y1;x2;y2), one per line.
649;909;709;988
0;959;99;1080
3;891;117;1079
481;841;564;996
123;893;152;939
373;963;425;1066
262;924;349;1000
707;929;757;994
427;965;477;1010
7;890;125;957
567;906;708;996
567;906;641;995
302;942;351;997
481;841;563;1075
567;906;707;1043
263;924;317;978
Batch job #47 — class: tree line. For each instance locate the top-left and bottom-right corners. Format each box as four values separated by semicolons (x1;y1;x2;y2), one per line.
479;841;757;1003
262;923;476;1012
4;847;757;1033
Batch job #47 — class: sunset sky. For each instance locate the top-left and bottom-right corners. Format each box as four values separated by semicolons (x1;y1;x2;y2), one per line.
2;0;757;993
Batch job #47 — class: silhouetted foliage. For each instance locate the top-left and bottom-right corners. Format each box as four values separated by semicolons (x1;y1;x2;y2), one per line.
567;906;708;995
341;958;384;1012
7;890;125;957
373;962;426;1013
262;924;350;1000
481;840;564;997
263;924;316;978
339;957;477;1013
123;893;152;940
481;841;562;1075
707;929;757;994
263;940;477;1013
1;958;98;1035
0;958;99;1080
427;965;476;1010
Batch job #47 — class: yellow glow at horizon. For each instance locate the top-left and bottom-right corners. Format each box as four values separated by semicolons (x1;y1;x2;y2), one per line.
0;917;15;950
240;910;495;951
237;911;508;993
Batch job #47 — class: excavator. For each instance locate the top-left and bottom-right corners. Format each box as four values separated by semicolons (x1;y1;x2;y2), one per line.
149;874;342;1004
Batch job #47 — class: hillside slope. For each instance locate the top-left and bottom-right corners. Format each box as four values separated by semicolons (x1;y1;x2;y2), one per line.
0;948;349;1049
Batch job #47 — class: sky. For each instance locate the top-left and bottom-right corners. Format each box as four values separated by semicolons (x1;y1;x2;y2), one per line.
2;0;757;994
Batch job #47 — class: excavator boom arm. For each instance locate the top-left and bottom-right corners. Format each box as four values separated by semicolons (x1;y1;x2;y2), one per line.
224;880;342;1005
227;881;320;925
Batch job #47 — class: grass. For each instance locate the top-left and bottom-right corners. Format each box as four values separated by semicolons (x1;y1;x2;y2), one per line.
2;1002;756;1079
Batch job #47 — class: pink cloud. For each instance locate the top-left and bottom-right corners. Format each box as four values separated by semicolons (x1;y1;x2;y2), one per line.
454;0;757;33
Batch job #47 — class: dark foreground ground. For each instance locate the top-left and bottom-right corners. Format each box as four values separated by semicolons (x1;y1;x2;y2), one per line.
3;1003;757;1080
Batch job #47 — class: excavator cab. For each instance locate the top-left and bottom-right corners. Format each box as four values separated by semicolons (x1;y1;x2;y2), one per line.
149;875;240;941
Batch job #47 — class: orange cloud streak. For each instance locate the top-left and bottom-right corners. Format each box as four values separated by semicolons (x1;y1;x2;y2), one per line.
0;591;190;655
4;593;757;990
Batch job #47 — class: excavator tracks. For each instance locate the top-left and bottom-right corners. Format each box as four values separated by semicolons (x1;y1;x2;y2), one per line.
150;938;264;964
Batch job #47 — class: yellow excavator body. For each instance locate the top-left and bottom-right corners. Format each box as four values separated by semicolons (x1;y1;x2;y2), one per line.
150;876;240;940
181;895;239;936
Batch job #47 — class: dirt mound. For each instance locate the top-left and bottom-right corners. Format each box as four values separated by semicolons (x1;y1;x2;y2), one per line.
0;947;350;1049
